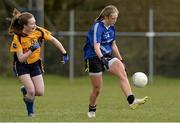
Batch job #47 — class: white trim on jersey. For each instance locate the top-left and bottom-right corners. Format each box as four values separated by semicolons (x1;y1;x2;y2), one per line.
100;46;110;54
101;38;114;43
93;23;100;44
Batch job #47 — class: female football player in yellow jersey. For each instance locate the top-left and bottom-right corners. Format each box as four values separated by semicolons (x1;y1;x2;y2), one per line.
8;9;69;117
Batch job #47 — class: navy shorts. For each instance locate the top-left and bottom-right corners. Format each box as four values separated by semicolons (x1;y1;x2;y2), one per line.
85;54;114;73
14;60;43;77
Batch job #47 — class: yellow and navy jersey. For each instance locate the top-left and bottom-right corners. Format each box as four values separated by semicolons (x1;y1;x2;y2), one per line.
10;26;52;64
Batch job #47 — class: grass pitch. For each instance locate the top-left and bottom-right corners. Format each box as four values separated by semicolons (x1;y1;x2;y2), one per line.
0;75;180;122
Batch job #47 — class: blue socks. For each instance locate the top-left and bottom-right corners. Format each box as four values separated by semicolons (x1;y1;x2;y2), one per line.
21;86;34;116
23;97;34;116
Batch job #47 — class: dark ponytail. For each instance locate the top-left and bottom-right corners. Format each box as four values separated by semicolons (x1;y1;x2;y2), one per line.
7;8;33;36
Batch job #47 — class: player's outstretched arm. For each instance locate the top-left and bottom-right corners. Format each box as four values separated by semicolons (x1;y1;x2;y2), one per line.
50;35;67;54
50;35;69;64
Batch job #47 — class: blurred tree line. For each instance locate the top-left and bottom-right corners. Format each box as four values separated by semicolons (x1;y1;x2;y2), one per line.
0;0;180;77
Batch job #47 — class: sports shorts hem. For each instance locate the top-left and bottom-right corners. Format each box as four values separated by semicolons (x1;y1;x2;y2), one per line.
109;57;118;67
89;72;103;75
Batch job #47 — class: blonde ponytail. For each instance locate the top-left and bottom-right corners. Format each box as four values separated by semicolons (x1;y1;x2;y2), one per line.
95;5;119;21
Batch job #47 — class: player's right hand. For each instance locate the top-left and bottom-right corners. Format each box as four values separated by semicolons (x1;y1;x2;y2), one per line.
101;56;109;70
30;42;40;52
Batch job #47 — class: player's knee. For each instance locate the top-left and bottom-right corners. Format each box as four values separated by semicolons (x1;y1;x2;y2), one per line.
95;90;100;96
92;91;100;97
27;89;35;97
117;71;128;80
120;76;127;82
93;87;101;96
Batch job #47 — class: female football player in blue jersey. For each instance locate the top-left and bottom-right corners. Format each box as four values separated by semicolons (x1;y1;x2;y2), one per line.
8;9;69;117
84;5;148;118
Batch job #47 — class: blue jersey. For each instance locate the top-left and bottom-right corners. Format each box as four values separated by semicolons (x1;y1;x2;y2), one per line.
83;21;116;59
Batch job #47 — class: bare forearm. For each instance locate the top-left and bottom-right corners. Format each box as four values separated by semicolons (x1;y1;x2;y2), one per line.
113;47;122;60
94;43;103;59
51;36;67;54
17;50;32;63
112;42;123;60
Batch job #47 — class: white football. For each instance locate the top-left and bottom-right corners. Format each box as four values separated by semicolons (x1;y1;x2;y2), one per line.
132;72;148;87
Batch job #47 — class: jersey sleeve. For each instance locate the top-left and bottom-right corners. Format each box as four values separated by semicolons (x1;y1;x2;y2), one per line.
93;23;103;44
39;27;52;41
10;35;22;53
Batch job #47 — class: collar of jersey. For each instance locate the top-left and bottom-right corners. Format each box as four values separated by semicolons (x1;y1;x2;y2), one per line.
100;21;110;30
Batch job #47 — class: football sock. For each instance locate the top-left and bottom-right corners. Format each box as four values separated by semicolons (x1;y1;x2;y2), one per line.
23;96;34;115
127;95;135;104
89;104;96;112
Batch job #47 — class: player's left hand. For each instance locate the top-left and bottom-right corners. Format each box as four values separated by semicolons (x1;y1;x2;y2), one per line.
61;53;69;64
30;42;40;52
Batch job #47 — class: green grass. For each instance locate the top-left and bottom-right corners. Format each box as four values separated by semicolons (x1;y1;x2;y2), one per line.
0;75;180;122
